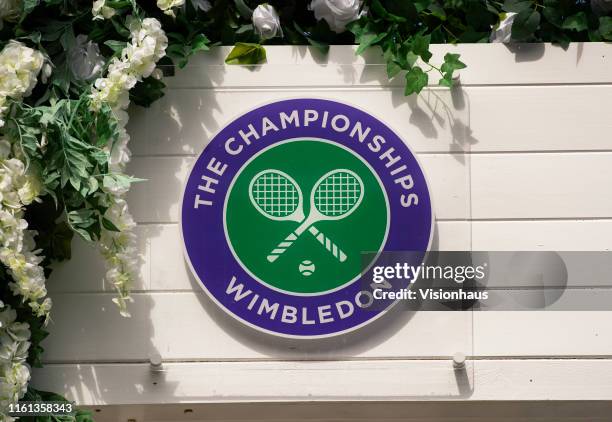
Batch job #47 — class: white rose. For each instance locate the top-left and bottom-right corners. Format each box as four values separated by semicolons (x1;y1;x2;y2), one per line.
490;12;516;43
68;35;104;81
309;0;362;33
92;0;115;20
252;4;282;40
591;0;612;15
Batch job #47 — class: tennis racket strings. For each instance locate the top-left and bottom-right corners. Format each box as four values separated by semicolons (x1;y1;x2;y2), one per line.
249;169;363;263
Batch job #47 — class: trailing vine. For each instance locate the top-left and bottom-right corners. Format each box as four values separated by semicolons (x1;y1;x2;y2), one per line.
0;0;610;420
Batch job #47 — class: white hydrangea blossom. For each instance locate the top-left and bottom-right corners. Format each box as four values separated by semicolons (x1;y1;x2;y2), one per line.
0;302;31;421
0;41;44;127
90;17;167;316
92;0;115;20
157;0;185;17
0;42;45;418
0;138;49;321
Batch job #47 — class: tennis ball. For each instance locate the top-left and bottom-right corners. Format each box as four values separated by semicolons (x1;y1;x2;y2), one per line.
299;260;315;276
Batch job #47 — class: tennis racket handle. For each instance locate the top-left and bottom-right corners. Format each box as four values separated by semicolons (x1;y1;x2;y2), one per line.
308;226;347;262
267;232;298;262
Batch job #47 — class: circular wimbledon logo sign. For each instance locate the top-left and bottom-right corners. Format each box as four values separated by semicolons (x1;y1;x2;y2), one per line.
182;98;433;338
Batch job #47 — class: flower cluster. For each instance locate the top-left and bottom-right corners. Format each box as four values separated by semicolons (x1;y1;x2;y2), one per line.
90;16;168;316
0;138;49;320
0;41;45;127
0;302;31;421
92;0;115;20
157;0;185;17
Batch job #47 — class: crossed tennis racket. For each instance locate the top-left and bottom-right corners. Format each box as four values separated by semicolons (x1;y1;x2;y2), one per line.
248;169;365;263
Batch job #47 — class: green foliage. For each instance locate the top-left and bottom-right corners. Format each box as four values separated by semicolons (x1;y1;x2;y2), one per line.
4;96;138;243
225;42;267;64
348;0;496;93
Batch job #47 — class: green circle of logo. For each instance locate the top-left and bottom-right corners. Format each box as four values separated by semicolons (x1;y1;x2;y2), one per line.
225;139;388;295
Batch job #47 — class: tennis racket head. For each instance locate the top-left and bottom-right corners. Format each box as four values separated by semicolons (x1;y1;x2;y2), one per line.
248;169;304;221
311;169;364;220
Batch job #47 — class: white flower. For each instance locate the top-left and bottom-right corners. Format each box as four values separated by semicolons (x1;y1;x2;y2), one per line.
92;0;115;20
309;0;362;33
91;17;167;111
591;0;612;15
68;35;104;81
90;16;167;316
252;4;282;40
490;12;517;43
0;304;31;416
0;41;44;95
157;0;184;17
0;41;44;127
191;0;211;12
0;0;21;24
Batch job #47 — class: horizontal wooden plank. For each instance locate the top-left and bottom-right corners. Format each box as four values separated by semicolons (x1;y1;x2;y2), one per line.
42;292;473;362
127;86;612;156
472;220;612;251
47;219;612;294
31;359;612;405
471;153;612;219
66;401;612;422
127;88;470;156
42;290;612;362
474;311;612;356
164;44;612;88
125;154;470;223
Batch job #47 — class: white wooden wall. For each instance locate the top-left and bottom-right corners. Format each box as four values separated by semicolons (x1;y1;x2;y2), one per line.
32;44;612;408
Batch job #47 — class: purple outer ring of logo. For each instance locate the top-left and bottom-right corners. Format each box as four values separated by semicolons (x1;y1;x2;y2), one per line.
181;98;433;337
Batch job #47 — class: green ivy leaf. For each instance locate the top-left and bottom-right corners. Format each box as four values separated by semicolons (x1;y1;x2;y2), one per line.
355;30;388;55
511;9;540;41
404;66;428;95
192;33;210;53
383;48;401;79
371;0;407;22
438;75;453;87
440;52;466;79
503;0;532;13
428;3;447;21
225;42;266;65
562;12;588;32
412;33;432;62
599;17;612;41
